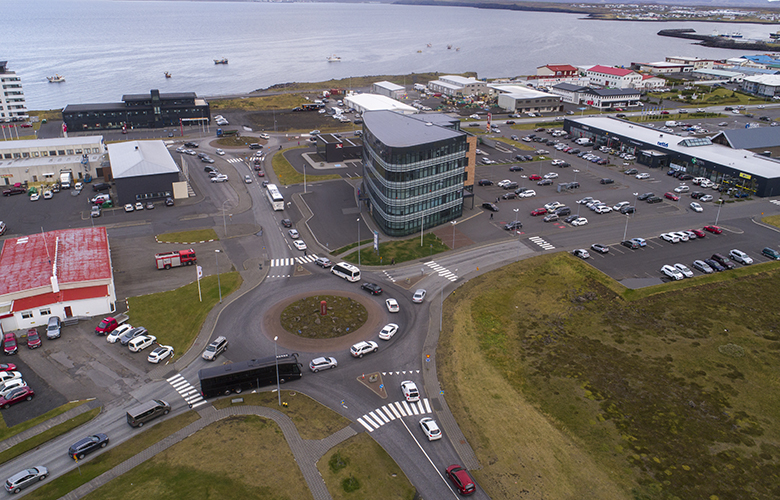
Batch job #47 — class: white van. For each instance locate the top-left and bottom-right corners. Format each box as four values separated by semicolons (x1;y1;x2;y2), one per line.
575;138;592;146
665;120;679;127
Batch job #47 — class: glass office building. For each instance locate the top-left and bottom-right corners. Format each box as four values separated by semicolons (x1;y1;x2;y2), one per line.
362;111;467;236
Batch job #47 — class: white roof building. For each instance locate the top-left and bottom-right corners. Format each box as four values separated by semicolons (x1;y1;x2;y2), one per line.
344;94;417;115
0;136;105;186
427;75;487;96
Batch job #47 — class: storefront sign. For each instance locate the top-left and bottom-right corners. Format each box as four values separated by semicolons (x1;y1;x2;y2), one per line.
657;141;669;147
739;172;752;180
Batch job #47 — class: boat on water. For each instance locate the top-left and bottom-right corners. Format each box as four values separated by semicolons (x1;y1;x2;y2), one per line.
164;71;171;78
426;43;432;48
447;44;452;49
712;30;743;39
214;58;228;65
47;74;65;83
327;55;341;62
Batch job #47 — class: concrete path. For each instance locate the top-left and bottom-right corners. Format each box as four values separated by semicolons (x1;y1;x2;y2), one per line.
57;404;356;500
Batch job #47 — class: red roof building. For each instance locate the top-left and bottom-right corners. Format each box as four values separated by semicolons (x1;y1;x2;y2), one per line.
537;64;578;77
586;65;642;89
0;227;115;332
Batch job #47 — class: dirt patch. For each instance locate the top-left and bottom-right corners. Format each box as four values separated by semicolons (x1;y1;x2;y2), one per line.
281;295;368;339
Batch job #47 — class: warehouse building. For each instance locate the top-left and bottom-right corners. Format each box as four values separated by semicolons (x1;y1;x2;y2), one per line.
427;75;487;97
0;136;106;187
489;85;563;113
711;127;780;157
344;93;417;115
105;140;181;204
370;81;406;99
741;75;780;97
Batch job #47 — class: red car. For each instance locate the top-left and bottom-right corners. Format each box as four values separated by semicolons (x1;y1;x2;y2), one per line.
3;333;17;356
19;123;33;128
446;464;476;495
26;329;42;349
689;229;705;238
660;111;670;115
0;385;34;409
528;174;542;181
258;171;265;177
664;192;679;201
531;208;548;216
703;225;722;234
0;363;16;372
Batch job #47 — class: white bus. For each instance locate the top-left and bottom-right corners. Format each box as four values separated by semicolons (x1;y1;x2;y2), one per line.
331;262;361;282
266;184;284;211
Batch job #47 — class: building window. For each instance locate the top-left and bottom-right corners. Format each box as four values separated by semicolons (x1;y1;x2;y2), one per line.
21;311;33;319
39;307;51;316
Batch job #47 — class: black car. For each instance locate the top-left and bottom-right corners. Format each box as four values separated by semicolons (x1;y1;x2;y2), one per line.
514;155;526;161
504;220;523;230
711;253;737;270
119;327;147;346
558;162;571;168
704;258;726;272
204;166;217;173
564;215;578;223
501;192;517;200
361;283;383;295
281;219;293;228
621;240;640;250
68;433;109;460
509;165;524;172
482;202;499;212
600;178;614;184
555;207;571;216
184;142;198;148
637;192;654;201
570;148;580;154
566;182;580;189
680;174;693;181
619;205;635;214
523;155;534;161
92;183;111;192
690;191;704;199
478;179;493;186
537;179;553;186
667;169;676;176
646;196;663;204
164;197;175;206
591;243;609;254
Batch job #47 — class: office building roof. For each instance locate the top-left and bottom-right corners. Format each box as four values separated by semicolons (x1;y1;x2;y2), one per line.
711;127;780;150
541;64;578;72
363;110;463;148
344;94;416;114
553;83;589;92
373;81;405;92
744;75;780;86
489;85;559;99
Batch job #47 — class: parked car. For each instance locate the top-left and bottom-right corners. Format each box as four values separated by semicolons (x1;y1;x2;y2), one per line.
478;179;493;186
482;203;498;212
128;335;157;353
600;178;614;184
664;192;679;201
46;316;61;340
350;341;378;358
0;386;34;409
504;220;523;231
148;345;174;363
0;379;26;398
704;258;726;272
646;196;663;204
26;329;42;349
2;333;17;356
692;260;713;274
729;249;753;265
703;225;722;234
711;253;736;270
68;434;109;460
674;263;694;278
571;217;588;226
762;247;780;260
621;240;640;250
591;243;609;254
572;249;590;259
543;213;559;223
309;357;338;372
119;327;147;346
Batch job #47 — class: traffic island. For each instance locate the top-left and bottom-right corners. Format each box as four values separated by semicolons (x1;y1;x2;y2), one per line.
281;294;367;339
356;372;387;399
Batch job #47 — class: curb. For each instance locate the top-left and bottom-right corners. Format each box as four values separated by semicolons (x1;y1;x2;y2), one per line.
154;236;218;244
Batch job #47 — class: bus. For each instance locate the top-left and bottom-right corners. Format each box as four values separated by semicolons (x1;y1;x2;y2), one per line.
266;183;284;211
331;262;361;282
198;354;302;398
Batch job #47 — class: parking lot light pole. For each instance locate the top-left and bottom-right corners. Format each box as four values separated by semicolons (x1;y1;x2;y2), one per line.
274;336;281;406
303;164;307;194
633;192;639;215
715;198;724;225
215;250;222;303
622;213;630;242
451;221;456;249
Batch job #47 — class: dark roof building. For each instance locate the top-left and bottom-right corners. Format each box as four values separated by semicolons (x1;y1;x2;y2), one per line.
711;127;780;157
315;133;363;162
106;140;180;204
551;84;640;109
62;90;210;131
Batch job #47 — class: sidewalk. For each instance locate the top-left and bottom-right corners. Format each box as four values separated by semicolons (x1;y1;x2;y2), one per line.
58;404;357;500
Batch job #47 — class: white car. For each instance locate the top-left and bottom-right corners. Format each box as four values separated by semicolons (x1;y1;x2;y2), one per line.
378;323;399;340
551;159;565;166
259;133;270;140
543;172;559;179
401;380;420;402
572;249;590;259
244;175;252;184
385;298;399;313
595;206;612;214
293;240;307;251
309;357;337;372
660;233;679;243
288;229;299;239
671;231;689;242
107;324;133;343
700;195;714;202
0;379;26;398
613;201;630;211
419;417;442;441
128;335;157;353
517;189;536;198
0;371;22;385
412;289;426;303
350;340;378;358
211;174;228;183
729;249;753;265
215;149;225;156
674;185;690;193
577;197;594;205
124;204;134;212
635;173;650;180
690;202;703;212
135;202;144;210
674;263;694;278
571;217;588;226
661;264;684;280
497;180;512;188
148;345;174;363
43;190;53;199
29;193;40;201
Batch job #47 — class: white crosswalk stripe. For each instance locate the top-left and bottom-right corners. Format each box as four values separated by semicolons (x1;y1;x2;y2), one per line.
424;260;458;281
226;158;244;164
357;399;432;432
528;235;555;250
167;374;207;408
770;199;780;206
270;255;319;267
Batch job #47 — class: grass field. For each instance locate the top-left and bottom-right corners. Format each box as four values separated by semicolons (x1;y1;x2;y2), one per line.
318;433;416;500
155;229;219;243
281;295;367;339
213;391;350;441
340;233;448;265
273;147;341;185
761;214;780;228
128;272;242;354
0;400;87;442
439;252;780;500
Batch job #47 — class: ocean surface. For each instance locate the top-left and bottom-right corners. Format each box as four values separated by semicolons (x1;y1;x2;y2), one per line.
3;0;777;110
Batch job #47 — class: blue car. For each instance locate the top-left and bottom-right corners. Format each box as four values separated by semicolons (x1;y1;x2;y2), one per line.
630;238;647;247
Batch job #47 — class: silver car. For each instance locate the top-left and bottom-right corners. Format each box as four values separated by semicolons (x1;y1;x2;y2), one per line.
4;466;48;493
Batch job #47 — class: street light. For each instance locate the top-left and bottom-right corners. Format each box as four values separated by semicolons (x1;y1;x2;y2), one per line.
215;250;222;303
357;218;361;267
715;198;724;225
451;221;457;249
273;336;281;406
303;164;307;194
622;213;631;242
633;192;639;215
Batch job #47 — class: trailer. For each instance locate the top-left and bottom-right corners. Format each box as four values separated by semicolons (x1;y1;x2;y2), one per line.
155;249;197;270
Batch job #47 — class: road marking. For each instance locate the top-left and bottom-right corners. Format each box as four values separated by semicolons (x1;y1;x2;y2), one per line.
381;405;396;420
166;374;207;408
398;419;461;499
394;401;407;417
402;401;412;415
410;402;420;415
357;399;433;432
770;199;780;206
423;398;432;413
226;158;244;164
424;260;458;281
365;414;381;429
271;255;319;267
357;418;374;432
382;270;397;282
528;235;555;250
374;409;390;424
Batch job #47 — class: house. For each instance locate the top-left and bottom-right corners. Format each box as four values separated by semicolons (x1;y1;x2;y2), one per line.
665;56;716;70
536;64;578;78
585;65;642;89
639;74;666;89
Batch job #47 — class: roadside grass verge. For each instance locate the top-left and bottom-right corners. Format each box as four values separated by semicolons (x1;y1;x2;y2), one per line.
82;415;311;500
318;433;416;500
439;252;780;500
128;273;242;354
0;400;87;442
333;239;374;256
273;147;341;185
341;233;448;266
261;72;466;93
155;229;218;243
213;391;350;440
509;122;563;131
654;87;767;106
0;407;101;465
491;136;535;151
210;93;310;111
25;411;200;500
761;214;780;228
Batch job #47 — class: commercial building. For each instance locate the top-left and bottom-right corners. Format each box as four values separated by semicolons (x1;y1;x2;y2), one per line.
665;56;716;70
489;85;563;113
564;116;780;197
0;227;115;332
741;75;780;97
711;127;780;157
632;62;692;74
639;74;666;89
0;61;28;123
550;84;640;109
427;75;487;97
536;64;578;77
105;141;180;204
344;93;417;115
315;134;363;162
370;81;406;100
0;136;106;187
585;65;642;89
692;68;744;82
362;111;475;236
62;89;210;132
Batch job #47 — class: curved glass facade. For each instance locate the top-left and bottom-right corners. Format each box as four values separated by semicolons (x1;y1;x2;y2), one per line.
363;118;466;236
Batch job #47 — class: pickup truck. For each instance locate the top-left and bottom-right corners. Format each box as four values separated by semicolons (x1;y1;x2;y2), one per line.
2;187;26;197
95;313;129;336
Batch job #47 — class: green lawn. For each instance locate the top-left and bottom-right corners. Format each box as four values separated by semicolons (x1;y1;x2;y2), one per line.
439;252;780;500
0;400;88;442
340;233;448;266
155;229;218;243
761;214;780;228
127;272;242;354
333;239;374;256
273;147;341;186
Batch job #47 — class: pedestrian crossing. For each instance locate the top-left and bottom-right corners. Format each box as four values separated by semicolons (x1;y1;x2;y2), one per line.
225;158;244;164
270;254;319;267
424;261;458;281
356;398;433;433
770;199;780;206
528;235;555;250
382;270;396;283
167;374;207;409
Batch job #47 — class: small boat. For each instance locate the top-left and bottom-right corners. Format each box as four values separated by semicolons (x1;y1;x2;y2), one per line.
417;50;422;53
447;44;452;50
214;58;228;65
47;74;65;83
456;47;460;51
427;43;432;48
327;55;341;62
164;72;171;78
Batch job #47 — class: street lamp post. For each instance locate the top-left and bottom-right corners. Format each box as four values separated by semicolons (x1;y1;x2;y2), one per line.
451;221;456;249
215;250;222;303
357;218;361;267
274;336;281;406
622;213;630;242
633;192;639;215
303;164;307;194
715;198;724;225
